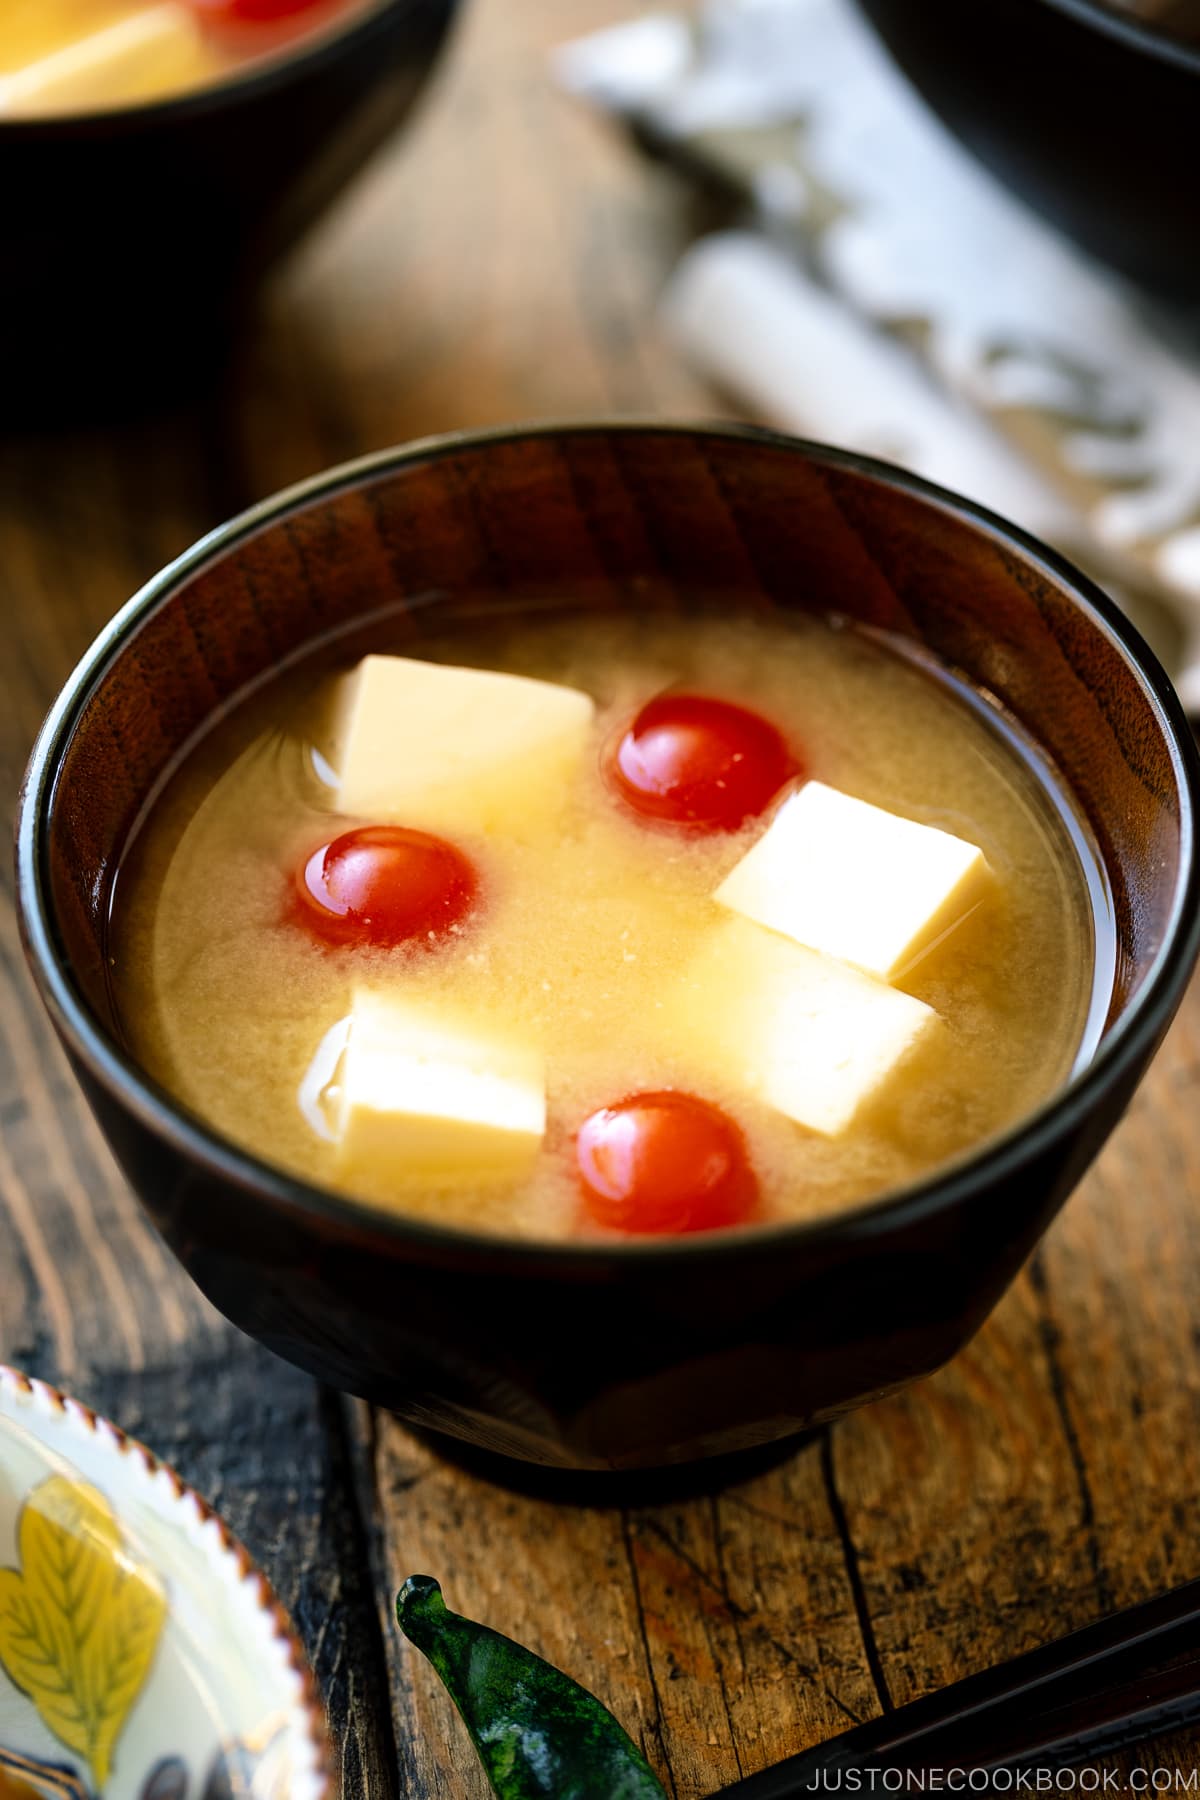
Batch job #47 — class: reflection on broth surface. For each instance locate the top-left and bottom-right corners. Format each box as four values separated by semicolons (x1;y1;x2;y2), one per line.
0;0;373;116
110;609;1111;1242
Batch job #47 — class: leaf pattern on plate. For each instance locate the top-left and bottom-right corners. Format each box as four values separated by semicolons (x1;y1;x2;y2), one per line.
0;1476;167;1789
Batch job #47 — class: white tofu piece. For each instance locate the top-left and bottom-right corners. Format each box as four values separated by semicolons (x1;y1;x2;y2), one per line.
0;7;204;118
670;918;938;1136
715;782;990;980
332;655;595;838
334;990;545;1185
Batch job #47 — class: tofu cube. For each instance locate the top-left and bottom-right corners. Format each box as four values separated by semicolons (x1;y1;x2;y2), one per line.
0;6;205;118
715;782;990;980
332;655;595;838
670;919;938;1136
335;990;545;1184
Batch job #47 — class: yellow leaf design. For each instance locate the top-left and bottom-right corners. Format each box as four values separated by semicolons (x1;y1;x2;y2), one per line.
0;1476;167;1789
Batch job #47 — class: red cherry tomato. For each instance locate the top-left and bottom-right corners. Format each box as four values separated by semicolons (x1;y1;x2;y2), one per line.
186;0;330;25
576;1091;759;1235
607;693;796;832
296;825;478;948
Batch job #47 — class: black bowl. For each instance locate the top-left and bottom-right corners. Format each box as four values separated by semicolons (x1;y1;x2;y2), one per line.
16;423;1200;1473
855;0;1200;298
1;0;459;415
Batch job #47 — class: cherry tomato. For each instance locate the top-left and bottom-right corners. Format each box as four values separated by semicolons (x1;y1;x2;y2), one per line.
576;1091;759;1235
607;693;796;832
296;825;478;948
186;0;331;25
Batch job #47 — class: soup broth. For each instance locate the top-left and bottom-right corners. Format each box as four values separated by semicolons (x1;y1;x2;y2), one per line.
111;608;1108;1242
0;0;372;117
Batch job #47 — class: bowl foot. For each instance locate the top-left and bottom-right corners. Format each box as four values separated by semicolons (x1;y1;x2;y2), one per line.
400;1422;820;1506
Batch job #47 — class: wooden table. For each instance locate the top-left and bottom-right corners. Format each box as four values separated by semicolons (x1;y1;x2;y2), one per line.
2;1;1199;1793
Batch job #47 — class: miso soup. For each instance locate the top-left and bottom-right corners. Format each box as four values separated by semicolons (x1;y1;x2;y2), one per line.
110;608;1110;1242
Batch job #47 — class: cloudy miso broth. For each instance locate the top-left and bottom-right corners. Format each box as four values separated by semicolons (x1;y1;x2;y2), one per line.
110;609;1106;1242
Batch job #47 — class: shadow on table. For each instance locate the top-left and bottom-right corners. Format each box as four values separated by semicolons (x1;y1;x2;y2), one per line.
404;1421;820;1508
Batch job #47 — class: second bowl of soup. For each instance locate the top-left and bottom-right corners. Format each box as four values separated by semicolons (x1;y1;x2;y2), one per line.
1;0;460;411
17;424;1200;1470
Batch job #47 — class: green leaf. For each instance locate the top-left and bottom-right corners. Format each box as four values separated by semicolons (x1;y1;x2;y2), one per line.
397;1576;668;1800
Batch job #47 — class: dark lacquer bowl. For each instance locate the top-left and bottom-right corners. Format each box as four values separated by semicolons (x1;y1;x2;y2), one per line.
855;0;1200;298
17;424;1200;1473
1;0;459;414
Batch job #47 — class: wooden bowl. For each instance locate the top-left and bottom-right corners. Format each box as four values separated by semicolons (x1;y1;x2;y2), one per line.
16;423;1200;1473
0;1365;329;1799
1;0;460;415
854;0;1200;297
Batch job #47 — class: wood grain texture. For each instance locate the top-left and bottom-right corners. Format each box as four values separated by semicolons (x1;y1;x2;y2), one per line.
0;0;1198;1796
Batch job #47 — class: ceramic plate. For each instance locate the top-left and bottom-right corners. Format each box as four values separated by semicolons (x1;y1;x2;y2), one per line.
0;1367;329;1800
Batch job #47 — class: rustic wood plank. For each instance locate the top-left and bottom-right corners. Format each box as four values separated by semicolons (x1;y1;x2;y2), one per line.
366;1416;885;1797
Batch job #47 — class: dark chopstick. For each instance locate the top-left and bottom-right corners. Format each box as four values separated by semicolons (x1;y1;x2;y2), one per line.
714;1577;1200;1798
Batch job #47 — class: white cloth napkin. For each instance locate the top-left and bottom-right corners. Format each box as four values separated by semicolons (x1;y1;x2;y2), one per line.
556;0;1200;708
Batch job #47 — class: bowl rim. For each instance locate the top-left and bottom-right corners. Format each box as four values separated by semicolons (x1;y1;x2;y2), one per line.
1039;0;1200;73
0;1362;332;1796
0;0;453;137
16;418;1200;1273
